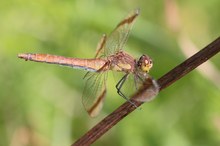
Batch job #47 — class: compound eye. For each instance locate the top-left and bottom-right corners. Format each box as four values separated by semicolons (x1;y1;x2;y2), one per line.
144;59;149;65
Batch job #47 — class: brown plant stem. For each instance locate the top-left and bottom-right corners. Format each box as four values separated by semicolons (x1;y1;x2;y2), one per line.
72;37;220;146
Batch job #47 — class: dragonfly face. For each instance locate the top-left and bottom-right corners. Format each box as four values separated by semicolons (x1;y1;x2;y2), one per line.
18;8;159;117
137;55;153;73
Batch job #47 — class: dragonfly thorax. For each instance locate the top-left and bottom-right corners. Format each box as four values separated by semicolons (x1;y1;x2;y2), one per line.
137;55;153;73
107;51;136;73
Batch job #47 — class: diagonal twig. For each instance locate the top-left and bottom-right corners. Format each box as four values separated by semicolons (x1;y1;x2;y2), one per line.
72;37;220;146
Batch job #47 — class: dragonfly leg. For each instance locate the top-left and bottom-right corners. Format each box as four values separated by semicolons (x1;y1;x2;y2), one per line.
116;74;137;108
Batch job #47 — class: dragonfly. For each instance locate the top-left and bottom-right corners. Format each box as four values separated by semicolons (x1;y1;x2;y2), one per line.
18;8;157;117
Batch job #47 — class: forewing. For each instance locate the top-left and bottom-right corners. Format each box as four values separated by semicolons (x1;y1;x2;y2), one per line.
104;8;140;56
82;72;107;117
95;34;107;58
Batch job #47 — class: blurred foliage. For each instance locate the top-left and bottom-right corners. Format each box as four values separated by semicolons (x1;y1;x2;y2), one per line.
0;0;220;146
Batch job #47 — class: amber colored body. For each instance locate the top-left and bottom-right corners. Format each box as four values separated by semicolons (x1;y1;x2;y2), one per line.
18;9;155;117
18;51;137;73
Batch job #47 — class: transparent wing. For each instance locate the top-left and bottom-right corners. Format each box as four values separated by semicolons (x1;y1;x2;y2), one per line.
94;34;107;58
115;72;157;100
82;72;107;117
103;8;140;56
114;73;140;99
133;73;159;102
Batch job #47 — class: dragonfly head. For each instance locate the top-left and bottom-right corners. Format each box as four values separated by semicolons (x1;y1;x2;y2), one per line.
137;55;153;73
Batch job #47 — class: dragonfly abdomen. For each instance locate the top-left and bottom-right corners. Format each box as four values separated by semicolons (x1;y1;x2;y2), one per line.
18;53;107;72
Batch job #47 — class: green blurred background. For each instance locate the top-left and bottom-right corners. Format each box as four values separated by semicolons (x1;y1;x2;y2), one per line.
1;0;220;146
